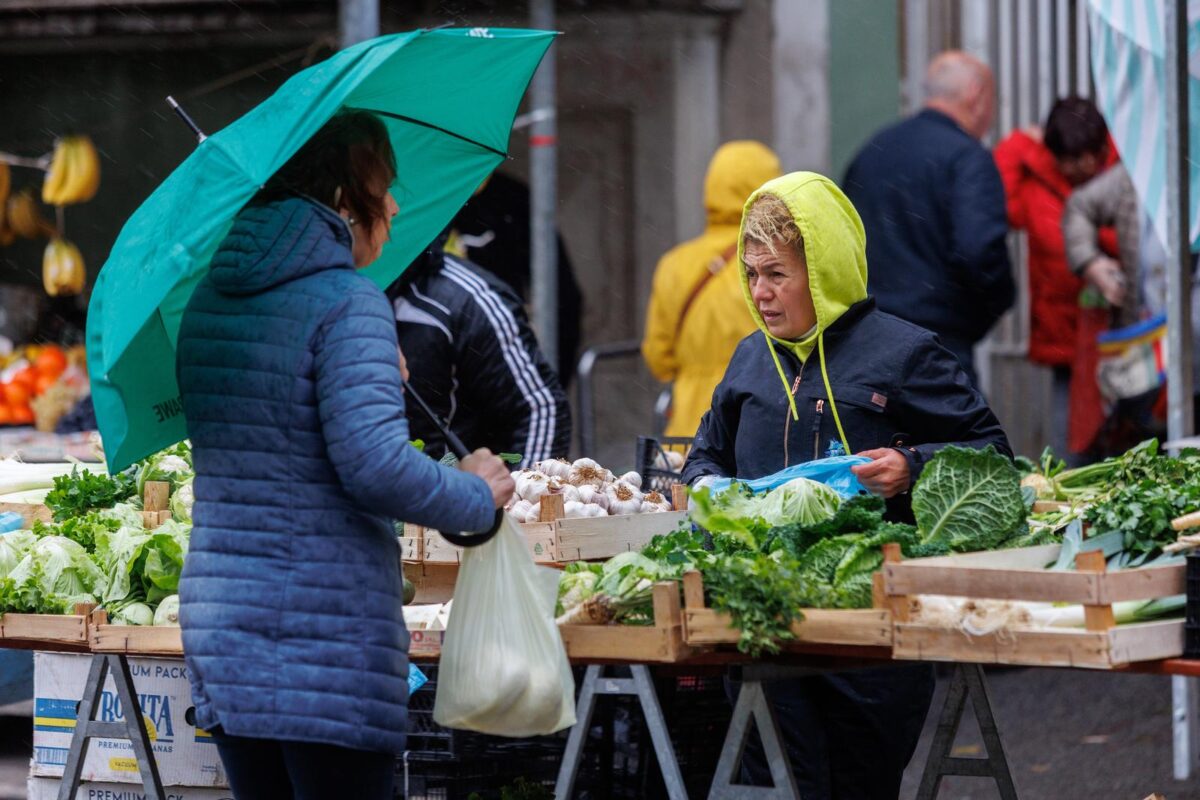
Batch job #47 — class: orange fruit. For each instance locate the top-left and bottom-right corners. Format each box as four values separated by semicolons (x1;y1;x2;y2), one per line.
11;405;33;425
5;382;30;408
0;405;15;425
34;372;56;396
34;346;66;378
11;367;36;393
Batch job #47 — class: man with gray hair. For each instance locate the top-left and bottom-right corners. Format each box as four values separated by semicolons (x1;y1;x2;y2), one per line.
844;51;1014;386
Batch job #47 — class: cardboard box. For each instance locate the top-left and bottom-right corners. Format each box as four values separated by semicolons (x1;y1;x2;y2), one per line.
32;653;226;787
28;777;233;800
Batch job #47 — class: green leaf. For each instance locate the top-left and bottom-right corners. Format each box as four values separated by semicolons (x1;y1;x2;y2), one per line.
45;468;137;522
913;445;1026;552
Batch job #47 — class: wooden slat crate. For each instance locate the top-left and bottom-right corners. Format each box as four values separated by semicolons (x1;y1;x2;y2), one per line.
559;581;694;663
0;502;53;527
404;562;459;605
0;603;93;648
884;545;1185;669
398;582;695;663
679;571;894;650
401;488;689;566
88;608;183;657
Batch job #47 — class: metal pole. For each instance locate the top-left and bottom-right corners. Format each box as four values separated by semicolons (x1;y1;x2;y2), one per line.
904;0;930;113
1166;0;1195;777
1165;0;1193;449
529;0;559;369
338;0;378;49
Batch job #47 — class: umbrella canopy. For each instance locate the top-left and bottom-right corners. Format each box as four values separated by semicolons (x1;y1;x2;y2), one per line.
86;28;555;472
1086;0;1200;252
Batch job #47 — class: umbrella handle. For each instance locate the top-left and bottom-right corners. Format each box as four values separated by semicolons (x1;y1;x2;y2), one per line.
403;378;502;548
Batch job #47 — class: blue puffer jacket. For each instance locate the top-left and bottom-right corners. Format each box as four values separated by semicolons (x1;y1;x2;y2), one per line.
176;196;495;753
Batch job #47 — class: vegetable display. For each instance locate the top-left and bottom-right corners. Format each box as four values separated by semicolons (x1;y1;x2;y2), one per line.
558;445;1041;656
1022;439;1200;564
0;444;194;623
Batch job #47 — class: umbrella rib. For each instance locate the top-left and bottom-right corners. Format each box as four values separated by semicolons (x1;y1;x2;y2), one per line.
361;108;508;158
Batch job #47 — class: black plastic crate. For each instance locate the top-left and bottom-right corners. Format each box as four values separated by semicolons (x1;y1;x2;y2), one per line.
1187;623;1200;660
398;752;560;800
1187;552;1200;629
406;663;567;761
635;436;694;495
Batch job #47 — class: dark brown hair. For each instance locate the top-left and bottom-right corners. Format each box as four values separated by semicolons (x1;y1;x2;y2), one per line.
254;109;397;231
1044;96;1109;160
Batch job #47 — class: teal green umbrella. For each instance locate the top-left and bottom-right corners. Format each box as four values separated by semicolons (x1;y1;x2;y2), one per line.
86;28;555;472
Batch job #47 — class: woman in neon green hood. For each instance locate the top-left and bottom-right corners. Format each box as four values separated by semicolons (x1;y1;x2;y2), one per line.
682;172;1012;798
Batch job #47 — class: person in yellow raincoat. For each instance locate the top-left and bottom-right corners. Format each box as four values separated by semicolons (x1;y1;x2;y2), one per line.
641;141;782;437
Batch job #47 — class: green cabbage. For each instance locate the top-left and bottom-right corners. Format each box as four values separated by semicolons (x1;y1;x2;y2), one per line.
99;502;145;529
170;479;194;523
0;530;37;578
135;442;194;497
1;535;103;612
913;445;1026;552
757;478;842;526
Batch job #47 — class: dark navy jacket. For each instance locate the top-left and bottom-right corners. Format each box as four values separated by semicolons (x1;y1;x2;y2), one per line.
681;299;1011;521
843;109;1015;344
175;197;494;753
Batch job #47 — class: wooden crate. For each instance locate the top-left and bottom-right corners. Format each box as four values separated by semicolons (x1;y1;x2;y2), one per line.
404;562;460;605
401;490;688;566
397;583;694;663
559;581;694;663
0;502;53;527
0;603;93;647
679;571;894;650
884;545;1185;668
88;608;183;657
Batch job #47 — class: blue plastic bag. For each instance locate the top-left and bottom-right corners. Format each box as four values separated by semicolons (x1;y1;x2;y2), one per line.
707;455;871;499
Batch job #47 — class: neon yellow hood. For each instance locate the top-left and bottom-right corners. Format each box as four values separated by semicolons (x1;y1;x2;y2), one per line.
737;172;869;451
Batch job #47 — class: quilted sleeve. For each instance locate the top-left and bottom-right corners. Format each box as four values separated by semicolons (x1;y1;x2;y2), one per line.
312;279;496;533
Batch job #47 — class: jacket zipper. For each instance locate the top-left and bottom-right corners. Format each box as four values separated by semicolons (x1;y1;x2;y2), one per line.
812;399;825;461
782;368;804;467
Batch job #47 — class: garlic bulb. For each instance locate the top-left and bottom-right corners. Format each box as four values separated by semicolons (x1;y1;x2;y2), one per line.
641;490;672;513
568;457;607;488
563;500;588;519
606;480;644;516
509;499;534;520
515;470;551;503
575;502;606;517
576;484;609;510
523;502;543;523
619;471;643;490
558;483;581;503
666;451;686;470
536;458;572;480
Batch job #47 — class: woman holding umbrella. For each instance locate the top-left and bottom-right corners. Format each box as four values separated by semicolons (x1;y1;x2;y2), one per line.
175;110;514;798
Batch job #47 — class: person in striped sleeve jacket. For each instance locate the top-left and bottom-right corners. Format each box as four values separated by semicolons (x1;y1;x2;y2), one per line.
387;233;571;467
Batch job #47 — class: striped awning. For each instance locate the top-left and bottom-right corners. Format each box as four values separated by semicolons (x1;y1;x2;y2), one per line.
1087;0;1200;252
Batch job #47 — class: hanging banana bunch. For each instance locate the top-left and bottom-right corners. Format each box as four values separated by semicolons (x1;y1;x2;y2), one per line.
42;237;85;297
41;135;100;206
0;165;12;246
7;188;54;239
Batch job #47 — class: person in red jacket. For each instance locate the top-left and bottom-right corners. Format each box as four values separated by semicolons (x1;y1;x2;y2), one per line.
994;97;1117;459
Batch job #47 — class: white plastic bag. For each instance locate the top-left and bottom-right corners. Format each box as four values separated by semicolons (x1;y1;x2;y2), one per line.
432;514;576;736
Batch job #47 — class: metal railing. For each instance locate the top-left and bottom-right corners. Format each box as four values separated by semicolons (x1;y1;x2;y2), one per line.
574;340;642;456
